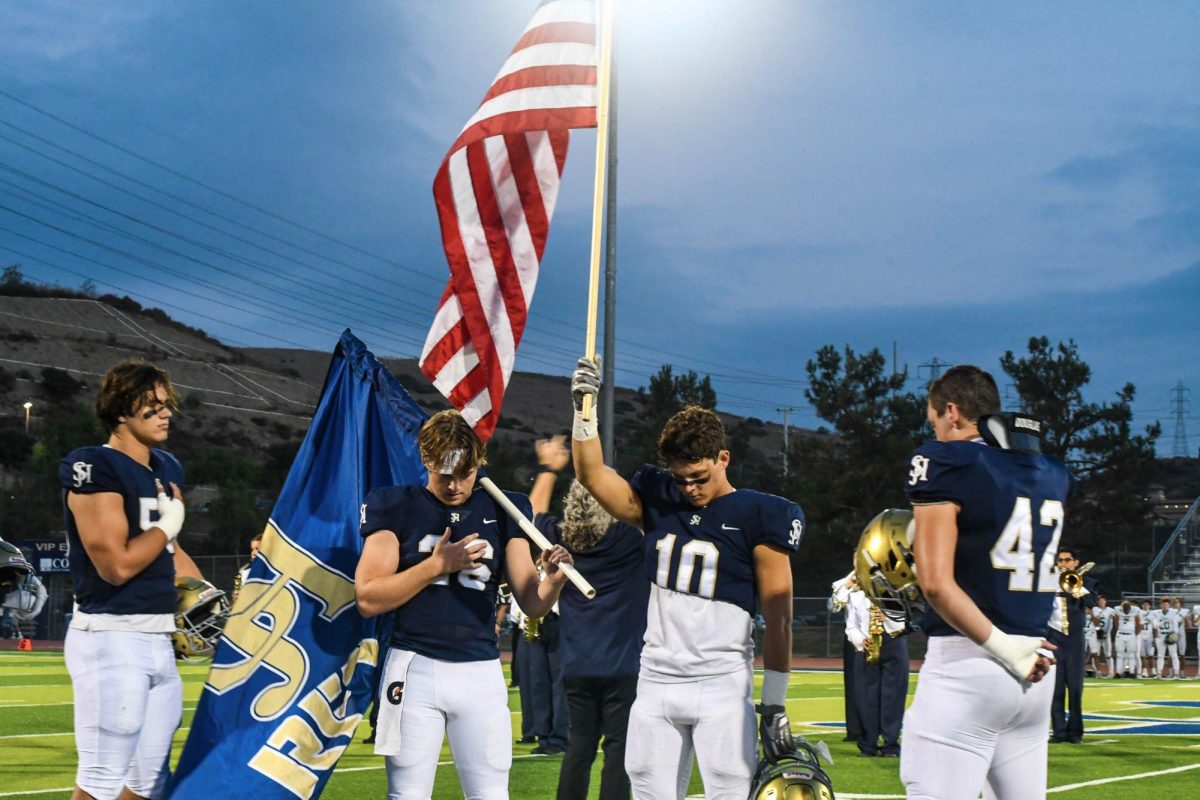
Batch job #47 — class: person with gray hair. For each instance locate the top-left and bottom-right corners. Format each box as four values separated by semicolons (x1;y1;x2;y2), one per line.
531;436;649;800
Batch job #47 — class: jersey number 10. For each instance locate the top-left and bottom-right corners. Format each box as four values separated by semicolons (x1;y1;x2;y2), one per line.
988;497;1064;592
655;534;720;598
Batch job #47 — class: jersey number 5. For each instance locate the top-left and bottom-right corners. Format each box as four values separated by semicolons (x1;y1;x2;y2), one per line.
988;497;1064;592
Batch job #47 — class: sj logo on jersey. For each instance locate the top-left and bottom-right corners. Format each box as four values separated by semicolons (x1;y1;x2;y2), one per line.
72;461;93;488
908;455;930;485
789;519;803;547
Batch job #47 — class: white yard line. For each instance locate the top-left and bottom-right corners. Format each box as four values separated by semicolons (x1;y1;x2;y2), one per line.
1048;762;1200;791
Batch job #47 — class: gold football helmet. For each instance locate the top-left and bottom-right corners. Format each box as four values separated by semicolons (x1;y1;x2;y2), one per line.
751;738;836;800
173;576;230;660
854;508;923;624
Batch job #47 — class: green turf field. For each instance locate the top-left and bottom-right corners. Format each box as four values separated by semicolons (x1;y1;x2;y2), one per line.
3;650;1200;799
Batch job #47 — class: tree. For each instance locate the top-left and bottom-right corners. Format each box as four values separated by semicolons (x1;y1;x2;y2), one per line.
999;336;1161;593
39;367;84;403
623;365;717;472
1;264;23;288
785;345;928;591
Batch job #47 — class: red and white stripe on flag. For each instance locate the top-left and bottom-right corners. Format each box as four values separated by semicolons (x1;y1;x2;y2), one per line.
419;0;598;440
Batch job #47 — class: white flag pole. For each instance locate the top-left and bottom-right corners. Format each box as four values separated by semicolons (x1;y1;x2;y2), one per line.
580;0;615;422
480;476;597;598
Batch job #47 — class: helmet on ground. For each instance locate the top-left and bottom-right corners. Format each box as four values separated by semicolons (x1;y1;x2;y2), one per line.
751;739;835;800
0;538;34;593
854;508;923;624
173;576;230;659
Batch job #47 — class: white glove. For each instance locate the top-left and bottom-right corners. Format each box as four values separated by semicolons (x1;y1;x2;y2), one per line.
151;490;186;549
982;627;1050;681
571;356;601;440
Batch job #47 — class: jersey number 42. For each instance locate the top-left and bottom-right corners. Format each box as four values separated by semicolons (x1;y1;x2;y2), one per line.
988;497;1064;592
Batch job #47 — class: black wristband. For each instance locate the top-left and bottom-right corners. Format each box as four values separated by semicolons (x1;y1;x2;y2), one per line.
535;465;561;476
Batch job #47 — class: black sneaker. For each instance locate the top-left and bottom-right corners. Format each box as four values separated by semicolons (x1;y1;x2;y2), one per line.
533;744;566;755
516;735;538;744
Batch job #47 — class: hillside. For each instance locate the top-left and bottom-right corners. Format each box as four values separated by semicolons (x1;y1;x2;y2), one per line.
0;292;797;480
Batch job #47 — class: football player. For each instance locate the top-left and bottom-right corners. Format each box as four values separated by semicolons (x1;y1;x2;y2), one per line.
1152;597;1181;679
900;365;1070;800
1138;600;1156;677
1093;596;1114;677
1113;600;1140;678
355;410;574;800
1171;597;1188;678
60;362;204;800
570;358;804;799
1083;601;1098;677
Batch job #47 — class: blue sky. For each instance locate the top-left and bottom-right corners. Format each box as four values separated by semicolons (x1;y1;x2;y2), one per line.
0;1;1196;447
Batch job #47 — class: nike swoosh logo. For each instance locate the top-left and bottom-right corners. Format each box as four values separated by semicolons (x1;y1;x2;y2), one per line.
482;518;497;524
721;524;740;531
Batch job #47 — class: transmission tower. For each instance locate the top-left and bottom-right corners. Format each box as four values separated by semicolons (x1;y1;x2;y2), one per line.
1170;380;1190;457
918;357;948;384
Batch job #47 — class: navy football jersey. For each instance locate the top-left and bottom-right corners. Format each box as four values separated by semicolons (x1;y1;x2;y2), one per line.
535;514;649;678
59;445;185;615
904;439;1072;638
631;464;804;616
360;483;530;662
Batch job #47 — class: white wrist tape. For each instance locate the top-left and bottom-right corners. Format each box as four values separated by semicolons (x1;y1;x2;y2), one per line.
981;627;1043;681
154;492;186;545
572;410;598;441
760;669;789;707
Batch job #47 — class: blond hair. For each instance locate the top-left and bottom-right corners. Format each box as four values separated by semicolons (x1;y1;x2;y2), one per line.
560;480;613;552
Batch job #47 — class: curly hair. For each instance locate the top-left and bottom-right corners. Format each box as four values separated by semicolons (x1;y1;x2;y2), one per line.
658;405;726;464
928;365;1000;422
560;480;614;552
95;361;180;434
418;410;487;477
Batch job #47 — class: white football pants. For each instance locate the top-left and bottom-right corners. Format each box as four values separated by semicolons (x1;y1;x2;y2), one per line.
625;666;757;800
901;636;1055;800
378;650;511;800
65;628;181;800
1115;632;1138;675
1155;636;1180;676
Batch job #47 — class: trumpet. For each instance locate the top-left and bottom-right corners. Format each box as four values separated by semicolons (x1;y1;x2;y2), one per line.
1058;561;1095;599
523;616;542;642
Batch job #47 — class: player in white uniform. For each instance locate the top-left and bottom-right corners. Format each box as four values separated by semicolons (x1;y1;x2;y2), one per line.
571;359;803;799
1151;597;1181;679
1093;596;1114;677
1139;600;1156;677
1083;606;1099;677
1113;601;1140;678
1171;597;1188;678
900;366;1068;800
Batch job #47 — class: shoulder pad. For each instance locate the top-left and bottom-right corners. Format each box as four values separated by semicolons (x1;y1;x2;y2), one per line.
978;413;1045;453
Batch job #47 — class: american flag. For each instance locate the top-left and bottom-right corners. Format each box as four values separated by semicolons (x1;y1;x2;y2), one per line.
419;0;599;440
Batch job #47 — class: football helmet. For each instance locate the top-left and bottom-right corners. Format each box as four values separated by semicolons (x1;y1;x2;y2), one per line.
0;538;33;593
173;576;230;660
854;508;923;624
750;738;836;800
